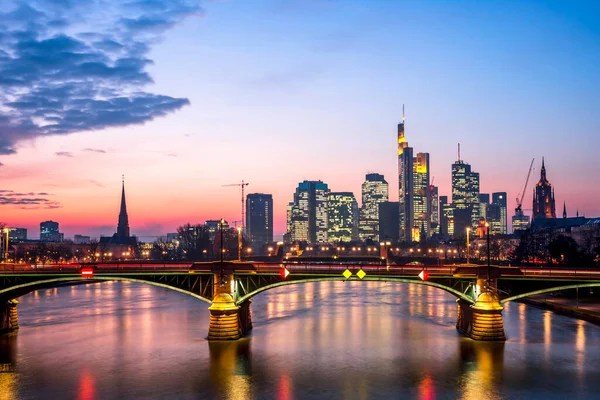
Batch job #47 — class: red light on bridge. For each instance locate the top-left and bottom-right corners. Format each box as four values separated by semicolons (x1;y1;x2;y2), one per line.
81;267;94;277
418;270;429;281
280;268;290;279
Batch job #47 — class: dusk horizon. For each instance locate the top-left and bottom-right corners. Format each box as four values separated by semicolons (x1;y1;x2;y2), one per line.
1;0;599;239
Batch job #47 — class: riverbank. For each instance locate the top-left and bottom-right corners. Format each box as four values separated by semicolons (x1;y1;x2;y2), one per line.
520;296;600;326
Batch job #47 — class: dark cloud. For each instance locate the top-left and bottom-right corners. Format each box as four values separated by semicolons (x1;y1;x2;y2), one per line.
0;1;202;155
55;151;73;157
0;189;60;209
82;148;107;153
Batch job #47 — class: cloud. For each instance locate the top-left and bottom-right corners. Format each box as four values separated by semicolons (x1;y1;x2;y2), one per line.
0;162;4;166
82;148;107;153
89;179;104;187
55;151;73;157
0;1;202;155
0;189;61;209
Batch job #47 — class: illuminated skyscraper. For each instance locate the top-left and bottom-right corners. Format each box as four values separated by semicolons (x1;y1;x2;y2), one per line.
451;149;480;236
429;185;439;235
413;152;431;239
359;173;389;241
328;192;359;242
40;221;62;242
246;193;273;246
532;158;556;220
286;180;329;243
397;106;413;242
492;192;507;234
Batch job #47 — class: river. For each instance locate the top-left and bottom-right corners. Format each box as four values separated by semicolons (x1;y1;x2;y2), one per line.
1;281;599;399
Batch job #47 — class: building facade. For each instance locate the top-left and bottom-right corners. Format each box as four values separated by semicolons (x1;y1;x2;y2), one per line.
328;192;359;243
359;173;389;241
379;201;400;242
413;152;431;239
8;228;27;242
398;111;414;242
40;221;62;242
246;193;273;246
451;158;480;237
286;180;329;243
532;158;556;220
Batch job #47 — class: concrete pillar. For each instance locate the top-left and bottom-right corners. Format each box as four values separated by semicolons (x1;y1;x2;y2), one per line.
457;279;506;341
0;300;19;334
238;300;253;335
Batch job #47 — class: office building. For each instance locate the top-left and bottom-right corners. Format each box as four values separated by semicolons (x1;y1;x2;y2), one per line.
359;173;389;241
286;180;329;243
246;193;274;246
491;192;507;234
8;228;27;242
532;158;556;220
205;220;229;241
429;185;439;235
74;235;91;244
451;150;480;237
379;201;400;242
328;192;359;242
40;221;63;242
413;152;431;239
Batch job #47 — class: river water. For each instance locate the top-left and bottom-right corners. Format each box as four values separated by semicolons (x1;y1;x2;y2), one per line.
1;281;599;399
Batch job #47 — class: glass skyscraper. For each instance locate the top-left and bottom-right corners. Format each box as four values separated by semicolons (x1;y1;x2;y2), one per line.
246;193;273;246
359;173;389;241
328;192;359;243
286;180;329;243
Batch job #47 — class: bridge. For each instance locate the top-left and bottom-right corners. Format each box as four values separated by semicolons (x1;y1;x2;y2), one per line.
1;261;600;341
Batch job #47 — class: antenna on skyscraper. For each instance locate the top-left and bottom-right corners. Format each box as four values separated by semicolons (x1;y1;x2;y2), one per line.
458;143;461;161
402;104;405;123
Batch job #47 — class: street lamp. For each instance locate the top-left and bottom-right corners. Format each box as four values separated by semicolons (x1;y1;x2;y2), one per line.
2;228;9;262
219;218;225;286
466;227;471;265
237;226;242;261
485;222;491;287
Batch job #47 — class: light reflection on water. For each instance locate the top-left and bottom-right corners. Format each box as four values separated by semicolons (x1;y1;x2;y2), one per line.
0;281;599;399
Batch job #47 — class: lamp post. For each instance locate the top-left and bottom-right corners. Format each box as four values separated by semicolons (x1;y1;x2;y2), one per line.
219;218;225;285
466;227;471;265
485;222;491;287
3;228;9;262
237;226;242;261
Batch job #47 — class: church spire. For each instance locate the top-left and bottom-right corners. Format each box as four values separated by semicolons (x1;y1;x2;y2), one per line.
563;201;567;218
117;175;130;238
541;157;547;182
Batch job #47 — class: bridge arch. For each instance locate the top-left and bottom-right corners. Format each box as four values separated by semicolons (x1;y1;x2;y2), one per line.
0;277;212;304
235;276;474;305
501;283;600;304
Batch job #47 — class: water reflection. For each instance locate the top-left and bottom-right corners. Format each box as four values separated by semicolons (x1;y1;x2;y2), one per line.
208;340;253;400
0;334;17;400
458;339;505;400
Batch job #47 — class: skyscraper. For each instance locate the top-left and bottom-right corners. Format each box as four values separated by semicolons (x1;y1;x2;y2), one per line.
328;192;359;242
40;221;62;242
246;193;273;246
359;173;389;241
379;201;400;242
492;192;507;234
413;152;431;239
451;150;480;237
532;158;556;220
286;181;329;243
398;107;414;242
429;185;439;235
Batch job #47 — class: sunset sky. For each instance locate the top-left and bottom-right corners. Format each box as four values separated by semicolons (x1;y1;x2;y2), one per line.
1;0;599;240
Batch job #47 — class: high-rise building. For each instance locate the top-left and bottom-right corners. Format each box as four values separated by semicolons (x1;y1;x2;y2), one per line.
413;152;431;239
398;107;414;242
40;221;62;242
492;192;507;234
8;228;27;242
246;193;273;246
532;158;556;220
359;173;389;241
439;196;450;237
451;152;480;237
478;193;490;221
379;201;400;242
286;181;329;243
328;192;359;243
429;185;439;235
397;109;432;242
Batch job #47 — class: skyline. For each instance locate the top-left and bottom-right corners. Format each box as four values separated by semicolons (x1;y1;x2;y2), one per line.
1;0;599;238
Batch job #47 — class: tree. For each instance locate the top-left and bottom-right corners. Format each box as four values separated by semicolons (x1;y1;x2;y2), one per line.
548;235;580;266
177;223;212;261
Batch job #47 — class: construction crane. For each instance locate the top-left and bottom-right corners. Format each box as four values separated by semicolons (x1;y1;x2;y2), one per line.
222;180;250;234
515;158;535;216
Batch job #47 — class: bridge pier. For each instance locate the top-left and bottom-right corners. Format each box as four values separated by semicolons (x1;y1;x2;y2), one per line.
207;272;252;340
0;300;19;334
457;279;506;341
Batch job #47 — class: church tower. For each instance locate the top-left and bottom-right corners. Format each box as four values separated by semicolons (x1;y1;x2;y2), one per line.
532;158;556;220
116;176;130;238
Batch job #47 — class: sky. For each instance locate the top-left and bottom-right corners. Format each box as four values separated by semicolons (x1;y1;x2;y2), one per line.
0;0;599;240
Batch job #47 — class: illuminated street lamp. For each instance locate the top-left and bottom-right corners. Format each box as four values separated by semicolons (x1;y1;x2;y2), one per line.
3;228;9;262
237;226;242;261
485;222;491;287
219;218;225;286
466;227;471;265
